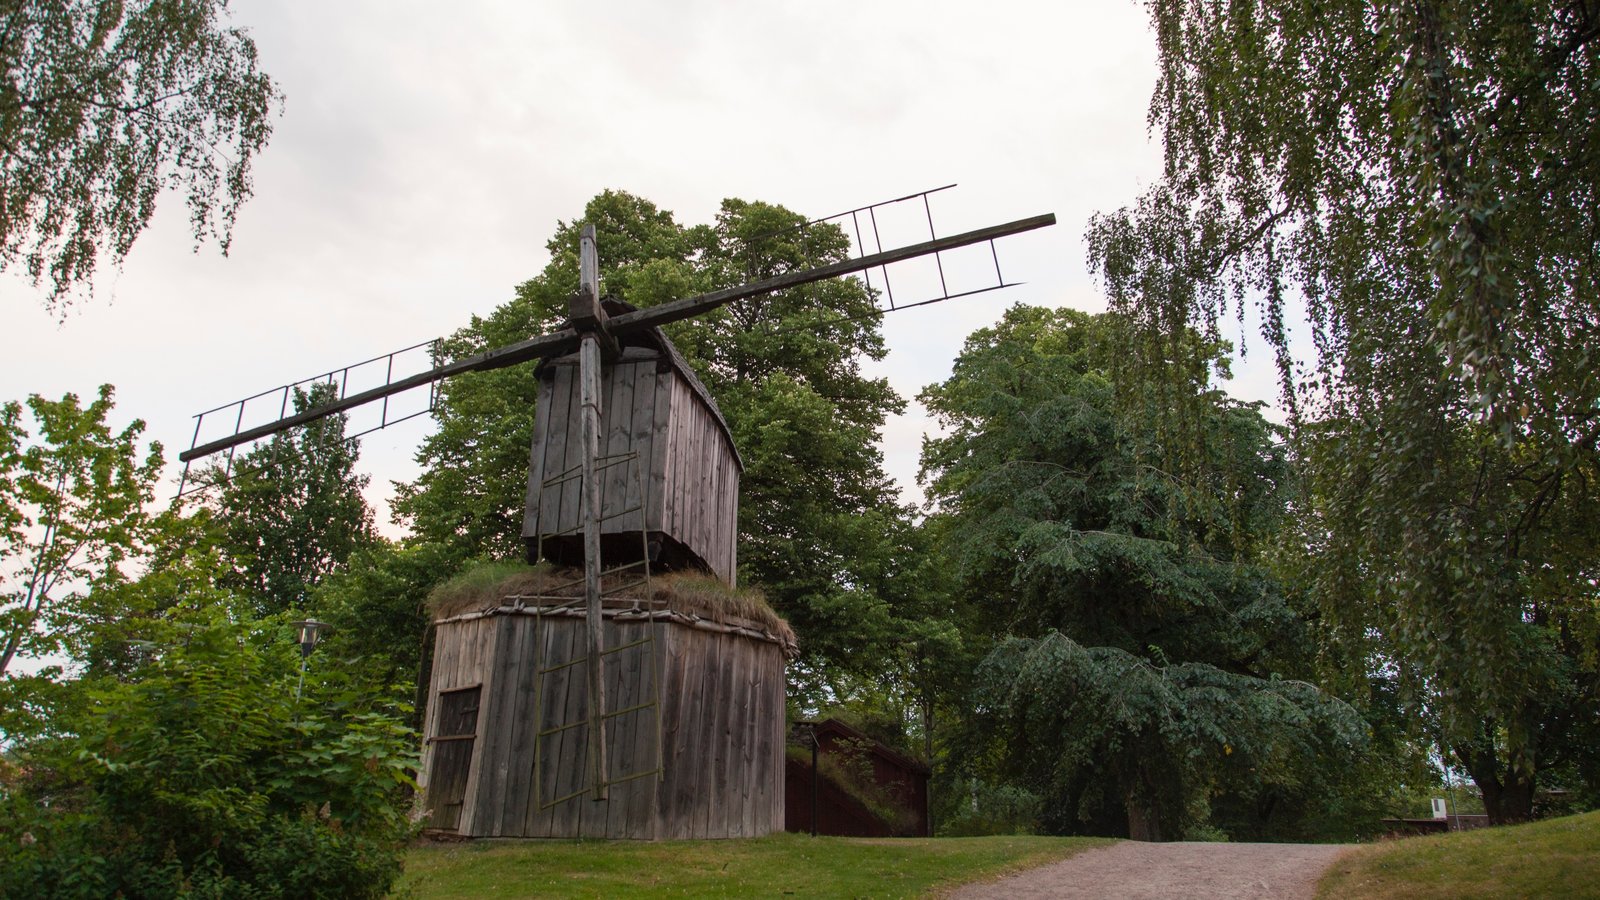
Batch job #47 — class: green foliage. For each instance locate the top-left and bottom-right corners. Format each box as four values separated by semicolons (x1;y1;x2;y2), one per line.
920;306;1366;840
309;539;466;729
679;200;912;694
935;778;1043;837
62;504;225;682
0;385;163;678
0;596;416;899
1091;0;1600;427
0;0;280;310
1295;414;1600;822
0;384;415;896
977;634;1366;841
1210;672;1441;842
202;383;379;616
919;307;1301;662
1088;0;1600;822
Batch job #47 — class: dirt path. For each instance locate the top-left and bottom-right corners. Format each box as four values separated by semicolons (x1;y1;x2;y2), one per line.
949;841;1352;899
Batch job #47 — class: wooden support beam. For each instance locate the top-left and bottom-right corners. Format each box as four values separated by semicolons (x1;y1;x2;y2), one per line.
571;225;606;330
605;213;1057;336
578;297;609;799
577;223;607;802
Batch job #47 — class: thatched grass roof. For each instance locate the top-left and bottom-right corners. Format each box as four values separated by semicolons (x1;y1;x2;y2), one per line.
427;562;797;652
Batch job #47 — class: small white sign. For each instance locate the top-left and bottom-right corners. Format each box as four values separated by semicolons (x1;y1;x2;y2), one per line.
1431;798;1448;819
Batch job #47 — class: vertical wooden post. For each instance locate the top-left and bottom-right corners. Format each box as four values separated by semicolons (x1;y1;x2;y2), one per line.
809;725;819;836
577;225;609;801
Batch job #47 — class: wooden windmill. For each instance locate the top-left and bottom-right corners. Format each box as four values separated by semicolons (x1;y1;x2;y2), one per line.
179;187;1054;838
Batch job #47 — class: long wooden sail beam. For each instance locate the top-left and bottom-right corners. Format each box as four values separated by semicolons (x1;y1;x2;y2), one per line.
178;212;1055;463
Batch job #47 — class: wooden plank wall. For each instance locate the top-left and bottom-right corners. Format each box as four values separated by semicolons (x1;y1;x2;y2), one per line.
431;613;785;839
524;351;741;584
526;353;655;542
651;622;785;838
659;376;740;583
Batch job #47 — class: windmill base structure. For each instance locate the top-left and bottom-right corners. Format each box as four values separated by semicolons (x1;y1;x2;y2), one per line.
174;186;1054;843
420;591;792;839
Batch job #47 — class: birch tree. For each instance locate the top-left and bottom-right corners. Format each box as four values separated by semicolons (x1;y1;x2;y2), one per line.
0;386;161;677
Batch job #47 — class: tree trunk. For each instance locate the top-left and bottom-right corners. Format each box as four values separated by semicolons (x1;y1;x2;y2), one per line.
1123;761;1170;841
1125;788;1166;841
1479;771;1536;824
922;690;935;836
1458;738;1537;825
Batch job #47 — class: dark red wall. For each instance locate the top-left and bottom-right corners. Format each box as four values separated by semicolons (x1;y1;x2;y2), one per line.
784;756;895;837
813;732;929;836
783;720;931;837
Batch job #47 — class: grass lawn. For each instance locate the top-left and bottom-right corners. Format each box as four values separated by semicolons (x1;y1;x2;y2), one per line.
1317;809;1600;899
400;832;1109;899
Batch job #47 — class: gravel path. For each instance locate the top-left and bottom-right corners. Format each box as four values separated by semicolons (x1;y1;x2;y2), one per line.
950;841;1352;900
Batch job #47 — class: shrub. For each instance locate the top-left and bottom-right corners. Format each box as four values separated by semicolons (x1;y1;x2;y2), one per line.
0;610;416;899
936;778;1043;837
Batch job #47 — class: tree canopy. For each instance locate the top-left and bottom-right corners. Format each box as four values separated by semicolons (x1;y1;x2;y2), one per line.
919;305;1364;840
0;387;415;898
1087;0;1600;822
0;0;279;309
202;384;378;616
0;386;162;678
0;558;415;899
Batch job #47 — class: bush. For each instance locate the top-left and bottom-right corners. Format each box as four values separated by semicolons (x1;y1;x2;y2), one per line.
936;778;1043;837
0;611;416;899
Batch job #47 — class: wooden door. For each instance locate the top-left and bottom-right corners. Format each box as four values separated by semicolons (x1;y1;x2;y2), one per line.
427;685;481;831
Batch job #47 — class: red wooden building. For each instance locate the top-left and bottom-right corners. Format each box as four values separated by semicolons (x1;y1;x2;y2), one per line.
785;719;930;837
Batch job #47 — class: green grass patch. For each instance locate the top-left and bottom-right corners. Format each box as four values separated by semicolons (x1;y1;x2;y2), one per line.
425;562;796;650
400;832;1108;898
1317;809;1600;899
427;561;550;617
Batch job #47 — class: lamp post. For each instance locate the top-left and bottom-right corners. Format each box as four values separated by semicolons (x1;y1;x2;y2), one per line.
291;618;330;700
797;720;819;837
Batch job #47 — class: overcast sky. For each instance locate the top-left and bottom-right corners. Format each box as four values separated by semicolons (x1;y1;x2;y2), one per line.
2;1;1284;533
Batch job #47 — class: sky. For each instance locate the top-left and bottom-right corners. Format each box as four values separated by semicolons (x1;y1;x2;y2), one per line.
2;1;1286;533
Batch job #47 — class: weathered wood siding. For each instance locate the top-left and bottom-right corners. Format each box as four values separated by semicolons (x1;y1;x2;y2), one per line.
657;374;741;584
523;346;740;583
421;609;786;839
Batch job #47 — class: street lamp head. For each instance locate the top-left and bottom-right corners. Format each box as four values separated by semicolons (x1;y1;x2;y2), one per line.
291;618;330;659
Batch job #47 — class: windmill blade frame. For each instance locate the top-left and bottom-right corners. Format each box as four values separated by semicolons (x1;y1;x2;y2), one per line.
178;208;1055;466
